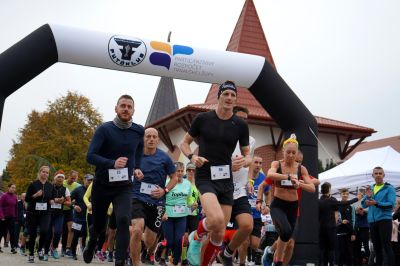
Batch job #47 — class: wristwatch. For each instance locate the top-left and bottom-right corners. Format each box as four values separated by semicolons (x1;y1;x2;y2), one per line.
287;174;291;180
188;153;194;160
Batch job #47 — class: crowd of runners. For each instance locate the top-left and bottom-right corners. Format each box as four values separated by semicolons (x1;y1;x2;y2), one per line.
0;81;399;266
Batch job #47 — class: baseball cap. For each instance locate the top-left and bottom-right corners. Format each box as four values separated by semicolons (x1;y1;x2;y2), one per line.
186;162;196;170
84;174;94;180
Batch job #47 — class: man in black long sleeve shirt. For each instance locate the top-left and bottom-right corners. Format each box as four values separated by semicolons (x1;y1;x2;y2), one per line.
319;182;361;266
336;188;355;266
84;95;144;266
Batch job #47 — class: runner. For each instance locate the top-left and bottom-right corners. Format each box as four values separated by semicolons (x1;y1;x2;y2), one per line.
85;94;144;266
25;165;54;263
129;128;177;266
256;134;315;266
180;81;251;266
162;162;192;266
218;105;255;266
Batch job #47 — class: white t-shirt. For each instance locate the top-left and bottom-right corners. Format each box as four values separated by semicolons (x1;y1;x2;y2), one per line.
232;136;255;200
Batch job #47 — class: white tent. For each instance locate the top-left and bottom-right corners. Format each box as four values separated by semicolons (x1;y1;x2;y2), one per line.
319;146;400;196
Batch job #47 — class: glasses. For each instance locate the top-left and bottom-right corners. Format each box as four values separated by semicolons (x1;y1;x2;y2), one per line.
187;169;195;172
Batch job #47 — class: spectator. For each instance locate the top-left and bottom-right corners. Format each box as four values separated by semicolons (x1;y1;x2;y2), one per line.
0;183;18;254
361;166;396;266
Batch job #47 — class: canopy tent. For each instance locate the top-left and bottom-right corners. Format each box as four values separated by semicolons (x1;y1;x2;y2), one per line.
319;146;400;196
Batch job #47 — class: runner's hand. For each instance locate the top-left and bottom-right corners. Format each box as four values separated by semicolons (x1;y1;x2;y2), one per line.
232;155;245;172
151;186;165;199
74;205;82;213
134;169;144;181
192;155;209;168
114;157;128;168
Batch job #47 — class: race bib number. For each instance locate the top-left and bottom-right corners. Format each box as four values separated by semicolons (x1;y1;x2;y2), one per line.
280;180;293;186
108;168;128;182
51;203;62;209
211;165;230;180
140;182;157;195
249;198;257;208
72;222;82;231
35;202;47;211
173;205;186;214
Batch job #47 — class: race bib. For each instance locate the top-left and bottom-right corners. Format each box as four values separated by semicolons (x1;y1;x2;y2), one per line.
280;180;293;186
249;198;257;208
172;205;186;214
108;168;128;182
51;203;62;209
35;202;47;211
140;182;158;195
211;165;230;180
72;222;82;231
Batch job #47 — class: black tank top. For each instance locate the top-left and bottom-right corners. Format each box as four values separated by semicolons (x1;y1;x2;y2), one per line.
274;161;302;190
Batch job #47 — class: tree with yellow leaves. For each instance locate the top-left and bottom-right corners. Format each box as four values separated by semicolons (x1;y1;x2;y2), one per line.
6;91;103;193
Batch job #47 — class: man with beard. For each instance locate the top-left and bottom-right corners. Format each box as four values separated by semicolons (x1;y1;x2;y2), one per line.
85;94;144;266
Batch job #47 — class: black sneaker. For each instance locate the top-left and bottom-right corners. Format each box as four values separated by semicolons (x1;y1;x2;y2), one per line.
0;247;3;253
73;254;78;260
83;239;96;264
115;259;126;266
11;248;17;254
159;258;167;266
107;250;114;262
217;251;234;266
28;255;34;263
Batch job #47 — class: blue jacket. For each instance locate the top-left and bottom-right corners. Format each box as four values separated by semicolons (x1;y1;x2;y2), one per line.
361;182;396;223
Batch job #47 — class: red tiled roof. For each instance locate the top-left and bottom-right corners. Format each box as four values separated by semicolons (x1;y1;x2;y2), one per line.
188;103;374;133
345;136;400;159
205;0;275;104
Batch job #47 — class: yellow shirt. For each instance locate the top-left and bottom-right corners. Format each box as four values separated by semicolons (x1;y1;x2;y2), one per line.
373;183;384;195
83;182;113;215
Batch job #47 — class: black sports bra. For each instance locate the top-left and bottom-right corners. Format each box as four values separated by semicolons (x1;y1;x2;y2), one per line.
274;161;302;190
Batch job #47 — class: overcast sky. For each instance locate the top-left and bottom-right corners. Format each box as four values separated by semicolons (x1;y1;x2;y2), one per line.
0;0;399;172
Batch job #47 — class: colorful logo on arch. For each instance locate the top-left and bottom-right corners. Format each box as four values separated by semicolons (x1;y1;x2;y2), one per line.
149;41;194;70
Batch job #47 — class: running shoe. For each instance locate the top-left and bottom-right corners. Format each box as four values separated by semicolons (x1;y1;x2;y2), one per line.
217;251;233;266
83;239;96;264
43;254;49;261
107;250;114;262
28;255;34;263
11;248;17;254
262;246;273;266
19;247;26;256
51;248;60;259
38;250;45;260
187;231;201;266
65;249;73;258
96;250;105;261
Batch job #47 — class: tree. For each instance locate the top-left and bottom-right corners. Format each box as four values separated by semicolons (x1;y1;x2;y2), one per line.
6;91;103;193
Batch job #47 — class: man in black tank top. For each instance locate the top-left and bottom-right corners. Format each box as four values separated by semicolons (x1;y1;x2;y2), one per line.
180;81;251;266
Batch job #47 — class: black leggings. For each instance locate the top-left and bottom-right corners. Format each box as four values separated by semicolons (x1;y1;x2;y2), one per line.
26;212;51;256
1;218;17;249
370;219;395;266
269;197;298;242
90;182;132;261
319;227;336;266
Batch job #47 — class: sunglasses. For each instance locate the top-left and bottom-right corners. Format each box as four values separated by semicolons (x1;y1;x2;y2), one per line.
187;169;195;172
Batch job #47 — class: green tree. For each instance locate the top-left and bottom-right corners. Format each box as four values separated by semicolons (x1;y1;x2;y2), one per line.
6;91;103;193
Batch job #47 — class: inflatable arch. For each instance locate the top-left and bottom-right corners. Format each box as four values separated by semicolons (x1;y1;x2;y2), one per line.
0;24;318;263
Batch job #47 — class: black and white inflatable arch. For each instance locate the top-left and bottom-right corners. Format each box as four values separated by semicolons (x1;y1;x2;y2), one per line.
0;24;318;263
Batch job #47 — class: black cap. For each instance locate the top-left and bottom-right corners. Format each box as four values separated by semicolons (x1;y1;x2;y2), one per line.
217;81;237;99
